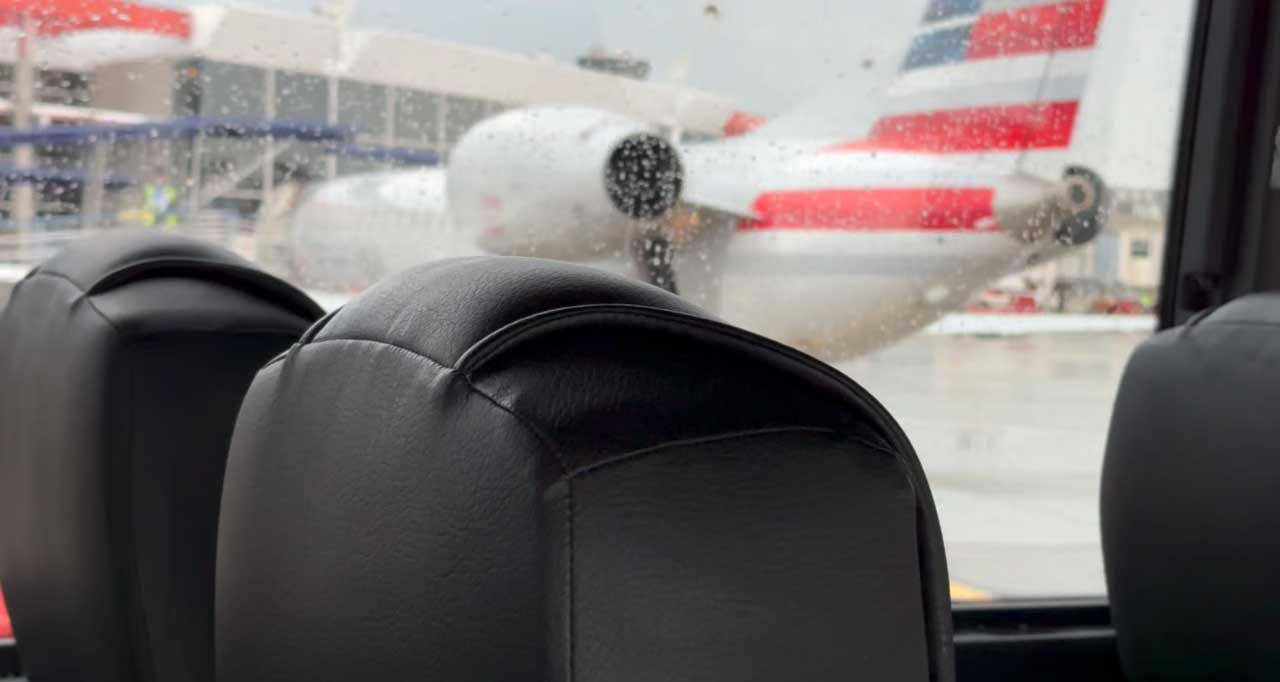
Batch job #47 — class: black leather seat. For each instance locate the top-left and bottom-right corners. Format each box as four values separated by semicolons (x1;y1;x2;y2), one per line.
216;256;954;682
1102;294;1280;681
0;231;323;682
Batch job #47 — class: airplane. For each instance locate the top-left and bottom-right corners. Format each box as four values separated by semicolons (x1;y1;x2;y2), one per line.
278;0;1111;360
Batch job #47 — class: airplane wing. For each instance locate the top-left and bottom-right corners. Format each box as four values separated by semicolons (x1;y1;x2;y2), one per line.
676;137;824;219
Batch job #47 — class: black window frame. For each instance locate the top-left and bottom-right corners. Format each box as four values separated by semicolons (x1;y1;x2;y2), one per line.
958;1;1280;678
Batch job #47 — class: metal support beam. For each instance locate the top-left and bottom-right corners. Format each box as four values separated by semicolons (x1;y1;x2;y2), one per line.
263;68;276;209
81;139;108;228
13;12;37;234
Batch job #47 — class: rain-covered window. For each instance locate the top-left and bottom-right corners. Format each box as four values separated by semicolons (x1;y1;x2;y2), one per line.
443;96;488;146
0;0;1203;606
37;70;91;107
393;89;440;149
337;80;388;137
192;61;266;119
275;71;329;124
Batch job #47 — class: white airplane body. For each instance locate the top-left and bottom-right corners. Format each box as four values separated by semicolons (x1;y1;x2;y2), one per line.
281;0;1112;360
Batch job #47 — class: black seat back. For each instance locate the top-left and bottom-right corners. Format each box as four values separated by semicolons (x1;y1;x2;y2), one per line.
216;257;953;682
1102;293;1280;681
0;231;322;682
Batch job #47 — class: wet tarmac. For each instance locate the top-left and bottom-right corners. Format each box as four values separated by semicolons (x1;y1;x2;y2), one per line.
840;331;1150;599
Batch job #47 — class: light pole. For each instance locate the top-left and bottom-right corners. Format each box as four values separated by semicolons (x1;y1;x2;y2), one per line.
315;0;356;180
12;10;37;234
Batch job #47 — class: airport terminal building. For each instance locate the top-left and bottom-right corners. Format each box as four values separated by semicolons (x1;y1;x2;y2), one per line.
0;1;743;221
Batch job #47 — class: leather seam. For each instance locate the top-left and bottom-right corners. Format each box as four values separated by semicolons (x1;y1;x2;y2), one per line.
288;337;579;673
116;328;306;341
297;307;342;344
458;374;571;475
297;336;454;373
31;268;152;677
567;425;882;481
84;257;323;319
1189;319;1280;330
280;336;573;474
21;270;305;340
21;268;87;290
26;270;125;336
456;304;900;450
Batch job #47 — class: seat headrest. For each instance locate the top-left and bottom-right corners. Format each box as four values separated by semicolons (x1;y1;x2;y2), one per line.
30;229;323;320
311;256;708;367
35;229;253;285
0;232;322;682
1102;292;1280;680
218;256;953;682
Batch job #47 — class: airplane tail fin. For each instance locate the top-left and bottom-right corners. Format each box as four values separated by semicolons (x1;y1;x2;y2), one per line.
752;0;1106;161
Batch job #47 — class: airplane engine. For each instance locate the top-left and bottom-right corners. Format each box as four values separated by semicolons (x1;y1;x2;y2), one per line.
449;107;683;261
995;166;1110;247
1054;166;1110;246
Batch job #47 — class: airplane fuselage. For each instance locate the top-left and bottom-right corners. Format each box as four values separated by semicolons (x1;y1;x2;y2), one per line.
284;142;1057;360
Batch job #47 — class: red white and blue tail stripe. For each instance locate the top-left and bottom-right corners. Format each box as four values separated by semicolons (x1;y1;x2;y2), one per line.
681;1;1111;235
826;0;1104;154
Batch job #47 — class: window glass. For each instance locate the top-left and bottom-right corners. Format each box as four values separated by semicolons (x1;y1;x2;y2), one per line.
0;64;12;100
276;71;329;124
394;89;440;147
338;80;388;136
1130;238;1151;258
443;96;488;146
37;70;92;106
0;0;1200;604
193;61;266;118
273;72;332;186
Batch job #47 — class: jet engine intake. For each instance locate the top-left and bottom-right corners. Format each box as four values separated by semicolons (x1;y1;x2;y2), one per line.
451;107;683;261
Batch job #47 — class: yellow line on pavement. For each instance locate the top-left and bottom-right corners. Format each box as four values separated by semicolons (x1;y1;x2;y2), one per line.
949;580;993;602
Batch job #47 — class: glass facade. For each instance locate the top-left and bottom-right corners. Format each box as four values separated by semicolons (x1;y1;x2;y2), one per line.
0;65;90;106
338;80;388;136
276;71;329;124
443;96;487;146
393;89;440;148
193;61;267;119
2;55;546;224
